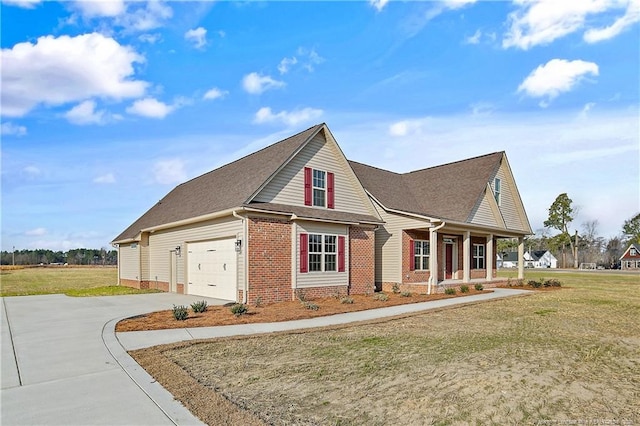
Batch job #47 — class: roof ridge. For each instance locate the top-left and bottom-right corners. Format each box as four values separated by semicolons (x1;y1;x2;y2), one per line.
174;123;324;188
348;159;403;176
405;151;504;175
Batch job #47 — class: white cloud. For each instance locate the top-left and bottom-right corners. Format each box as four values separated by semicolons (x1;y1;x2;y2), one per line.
518;59;599;105
64;100;112;125
25;227;47;236
203;87;228;100
584;0;640;42
1;33;147;118
2;0;41;8
443;0;478;9
242;72;285;95
93;173;116;184
153;159;186;185
297;47;325;72
72;0;125;18
138;33;162;44
278;56;298;74
389;120;425;137
126;97;174;118
579;102;597;120
185;27;207;49
23;166;40;176
1;122;27;136
503;0;637;49
465;29;482;44
369;0;389;12
253;107;323;127
115;0;173;32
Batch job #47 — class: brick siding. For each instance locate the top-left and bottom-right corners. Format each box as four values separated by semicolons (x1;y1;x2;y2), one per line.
247;216;292;305
348;226;376;295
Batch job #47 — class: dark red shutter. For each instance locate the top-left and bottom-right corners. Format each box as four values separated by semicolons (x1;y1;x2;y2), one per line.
300;233;308;273
409;239;415;271
304;167;312;206
327;172;335;209
338;236;345;272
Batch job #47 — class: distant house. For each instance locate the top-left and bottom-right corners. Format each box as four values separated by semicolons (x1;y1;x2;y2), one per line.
113;123;532;304
620;243;640;270
526;250;557;268
499;251;520;268
498;250;557;269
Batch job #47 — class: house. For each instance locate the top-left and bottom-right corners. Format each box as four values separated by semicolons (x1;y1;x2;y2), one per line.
527;250;557;268
113;123;532;303
499;252;519;268
620;243;640;270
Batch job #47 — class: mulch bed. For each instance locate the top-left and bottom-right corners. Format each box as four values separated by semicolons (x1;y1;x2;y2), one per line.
116;289;491;332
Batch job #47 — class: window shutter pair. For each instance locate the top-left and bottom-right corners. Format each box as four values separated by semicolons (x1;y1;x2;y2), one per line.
303;167;334;209
409;239;415;271
299;233;345;273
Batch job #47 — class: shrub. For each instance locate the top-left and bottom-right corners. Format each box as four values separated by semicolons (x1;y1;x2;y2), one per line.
296;289;307;302
391;283;400;294
340;297;354;304
230;303;248;316
545;278;562;287
401;291;412;297
460;285;469;293
474;283;484;291
373;293;389;301
191;300;208;313
528;279;543;288
172;305;188;321
302;301;319;310
444;287;456;295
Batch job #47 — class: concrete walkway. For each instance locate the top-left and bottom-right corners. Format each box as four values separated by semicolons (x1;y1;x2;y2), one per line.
1;288;531;426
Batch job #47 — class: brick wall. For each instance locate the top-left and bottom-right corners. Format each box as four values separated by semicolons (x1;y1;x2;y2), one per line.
295;285;348;300
349;226;376;295
120;278;141;289
247;217;292;305
402;230;432;284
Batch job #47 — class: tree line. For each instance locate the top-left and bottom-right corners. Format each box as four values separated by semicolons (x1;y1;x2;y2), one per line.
0;248;117;266
498;193;640;269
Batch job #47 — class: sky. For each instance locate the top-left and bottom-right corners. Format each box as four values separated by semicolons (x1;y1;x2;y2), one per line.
1;0;639;252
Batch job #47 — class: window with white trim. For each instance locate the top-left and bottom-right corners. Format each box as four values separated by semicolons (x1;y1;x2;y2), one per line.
308;234;337;272
631;248;637;256
494;178;501;206
313;169;326;207
414;240;430;270
473;244;485;269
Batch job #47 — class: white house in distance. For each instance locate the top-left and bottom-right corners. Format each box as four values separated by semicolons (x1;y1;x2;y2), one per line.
498;250;557;269
620;243;640;270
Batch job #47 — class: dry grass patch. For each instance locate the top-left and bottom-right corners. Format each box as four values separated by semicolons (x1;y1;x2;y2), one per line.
131;273;639;425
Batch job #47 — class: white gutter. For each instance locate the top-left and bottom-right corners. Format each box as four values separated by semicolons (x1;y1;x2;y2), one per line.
232;210;249;305
428;221;446;295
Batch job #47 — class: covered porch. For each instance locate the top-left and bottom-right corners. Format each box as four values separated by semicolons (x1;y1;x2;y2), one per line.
394;222;526;295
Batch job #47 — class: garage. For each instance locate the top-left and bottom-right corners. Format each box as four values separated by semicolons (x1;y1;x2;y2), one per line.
187;239;237;300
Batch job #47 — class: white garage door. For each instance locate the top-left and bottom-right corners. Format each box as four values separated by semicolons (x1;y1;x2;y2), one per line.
187;239;237;300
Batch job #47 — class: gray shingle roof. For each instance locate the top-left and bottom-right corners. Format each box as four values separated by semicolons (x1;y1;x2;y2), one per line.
113;124;324;242
349;152;503;222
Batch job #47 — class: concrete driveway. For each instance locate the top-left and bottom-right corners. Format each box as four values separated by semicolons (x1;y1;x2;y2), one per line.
1;293;227;426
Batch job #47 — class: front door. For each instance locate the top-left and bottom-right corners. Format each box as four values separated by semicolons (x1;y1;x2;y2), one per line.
445;243;454;279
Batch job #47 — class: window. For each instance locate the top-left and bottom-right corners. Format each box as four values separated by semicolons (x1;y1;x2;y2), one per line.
494;178;501;206
304;167;335;208
413;240;430;270
313;169;326;207
301;233;344;273
631;248;637;256
473;244;485;269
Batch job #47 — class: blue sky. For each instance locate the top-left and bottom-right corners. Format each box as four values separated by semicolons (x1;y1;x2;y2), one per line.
2;0;639;251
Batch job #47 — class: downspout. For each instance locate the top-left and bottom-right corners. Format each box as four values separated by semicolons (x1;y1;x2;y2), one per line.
232;210;249;304
428;221;446;295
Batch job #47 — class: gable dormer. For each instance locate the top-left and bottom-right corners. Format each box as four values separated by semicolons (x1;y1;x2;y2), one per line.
250;126;380;219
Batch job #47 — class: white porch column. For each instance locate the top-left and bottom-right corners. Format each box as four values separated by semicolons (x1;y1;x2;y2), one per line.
463;231;471;283
486;234;494;281
428;230;439;294
518;236;525;280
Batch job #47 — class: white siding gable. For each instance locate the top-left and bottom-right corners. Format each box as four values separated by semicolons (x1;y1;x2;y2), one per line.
490;156;532;233
468;187;506;229
252;129;378;218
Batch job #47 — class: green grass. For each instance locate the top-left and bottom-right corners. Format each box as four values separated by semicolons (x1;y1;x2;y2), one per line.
0;267;158;297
